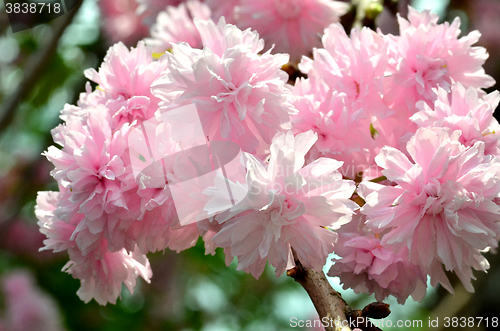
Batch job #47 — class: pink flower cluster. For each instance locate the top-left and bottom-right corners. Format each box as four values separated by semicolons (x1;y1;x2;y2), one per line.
143;0;348;61
37;4;500;307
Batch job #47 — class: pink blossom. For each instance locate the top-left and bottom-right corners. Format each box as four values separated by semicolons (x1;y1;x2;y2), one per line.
291;78;380;180
235;0;349;62
291;24;391;179
146;0;211;52
300;23;391;118
34;1;500;308
329;232;427;304
63;243;152;305
39;41;181;257
39;41;179;258
359;127;500;292
291;80;363;159
211;131;358;277
152;18;293;154
1;271;66;331
412;82;500;156
36;191;153;305
36;42;182;304
84;41;168;129
384;6;495;113
44;109;138;253
36;191;80;254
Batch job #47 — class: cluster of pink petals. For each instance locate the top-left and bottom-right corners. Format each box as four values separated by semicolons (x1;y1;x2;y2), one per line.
35;4;500;307
45;108;134;253
152;18;293;154
36;191;153;305
83;41;169;129
300;24;390;118
36;41;203;305
384;7;495;113
235;0;349;62
211;131;358;277
145;0;250;54
291;24;392;179
146;0;211;53
412;82;500;156
329;232;427;304
63;244;152;305
359;127;500;292
35;21;299;304
141;0;348;63
0;271;66;331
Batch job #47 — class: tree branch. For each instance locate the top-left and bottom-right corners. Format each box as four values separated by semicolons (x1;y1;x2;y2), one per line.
288;250;391;331
288;252;352;331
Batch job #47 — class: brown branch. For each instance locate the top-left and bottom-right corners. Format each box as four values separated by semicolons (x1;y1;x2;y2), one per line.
0;0;83;133
288;251;352;331
288;250;392;331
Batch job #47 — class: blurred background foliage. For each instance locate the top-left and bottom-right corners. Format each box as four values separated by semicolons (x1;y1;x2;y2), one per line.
0;0;499;330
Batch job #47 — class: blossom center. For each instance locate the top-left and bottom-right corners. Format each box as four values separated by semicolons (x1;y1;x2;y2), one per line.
274;0;302;19
411;56;449;97
212;81;252;120
267;194;304;226
420;178;448;215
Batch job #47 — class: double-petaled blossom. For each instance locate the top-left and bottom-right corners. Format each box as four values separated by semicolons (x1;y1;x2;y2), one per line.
329;231;427;304
36;41;202;304
83;41;169;129
146;0;211;52
412;82;500;156
291;24;391;179
152;18;294;154
291;78;379;180
235;0;349;62
36;191;153;305
45;108;136;253
62;244;152;305
211;131;358;277
300;23;391;118
359;127;500;292
384;6;495;112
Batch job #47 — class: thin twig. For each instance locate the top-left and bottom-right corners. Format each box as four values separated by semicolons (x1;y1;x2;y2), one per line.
0;0;83;133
